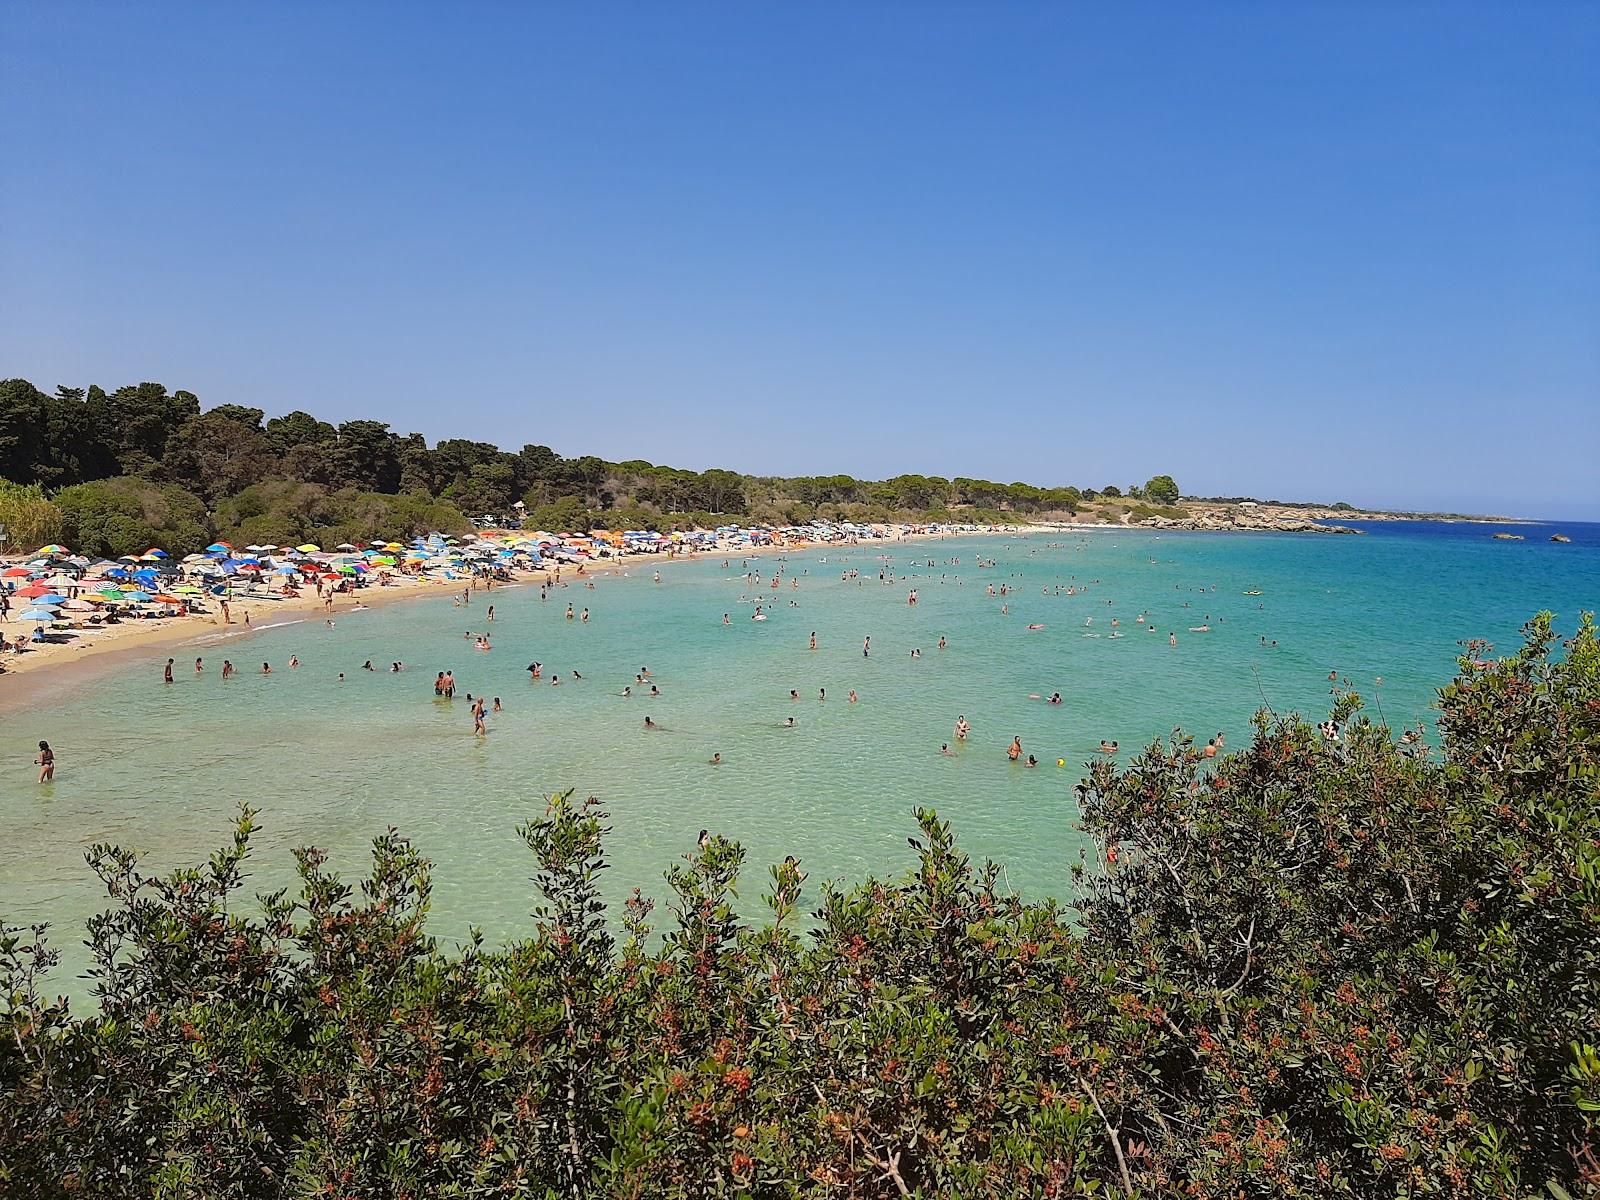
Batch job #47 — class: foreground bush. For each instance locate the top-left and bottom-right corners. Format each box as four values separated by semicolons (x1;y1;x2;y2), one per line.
3;614;1596;1198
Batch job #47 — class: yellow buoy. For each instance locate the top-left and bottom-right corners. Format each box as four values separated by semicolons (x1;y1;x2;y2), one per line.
1057;759;1066;767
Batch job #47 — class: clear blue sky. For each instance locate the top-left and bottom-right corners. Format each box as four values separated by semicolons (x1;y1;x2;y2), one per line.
3;4;1596;518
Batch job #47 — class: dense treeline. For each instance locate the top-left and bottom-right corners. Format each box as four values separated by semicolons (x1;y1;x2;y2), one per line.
2;614;1595;1197
0;379;1179;556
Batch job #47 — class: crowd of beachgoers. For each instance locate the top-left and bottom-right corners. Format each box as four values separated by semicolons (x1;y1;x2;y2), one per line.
0;521;1001;679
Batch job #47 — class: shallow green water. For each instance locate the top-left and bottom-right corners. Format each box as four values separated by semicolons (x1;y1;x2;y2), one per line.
4;525;1596;995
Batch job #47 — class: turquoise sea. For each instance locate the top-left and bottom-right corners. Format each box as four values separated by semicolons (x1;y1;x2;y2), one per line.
4;521;1597;997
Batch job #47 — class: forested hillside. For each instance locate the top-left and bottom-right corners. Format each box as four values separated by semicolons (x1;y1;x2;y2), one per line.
0;379;1179;556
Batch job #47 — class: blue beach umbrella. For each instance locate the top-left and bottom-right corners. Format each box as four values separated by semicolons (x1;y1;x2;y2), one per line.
19;607;59;621
121;590;153;602
33;593;67;605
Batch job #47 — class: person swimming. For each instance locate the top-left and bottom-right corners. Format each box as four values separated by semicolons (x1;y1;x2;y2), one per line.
1048;692;1062;705
709;752;722;765
940;743;954;756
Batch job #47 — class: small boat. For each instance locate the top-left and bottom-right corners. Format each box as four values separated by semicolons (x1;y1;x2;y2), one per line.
1491;532;1524;541
1550;534;1571;543
1242;589;1263;596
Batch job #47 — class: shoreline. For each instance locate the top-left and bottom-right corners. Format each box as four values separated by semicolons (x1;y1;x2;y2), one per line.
0;516;1559;701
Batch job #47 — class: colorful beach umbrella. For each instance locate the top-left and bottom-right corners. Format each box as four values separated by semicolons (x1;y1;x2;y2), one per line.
35;544;69;556
143;548;169;558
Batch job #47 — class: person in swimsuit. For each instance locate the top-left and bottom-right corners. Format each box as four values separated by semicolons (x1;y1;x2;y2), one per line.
194;657;203;673
1008;736;1022;761
36;740;54;783
848;690;858;703
164;658;174;684
261;662;272;674
940;743;954;756
222;660;235;678
709;752;722;765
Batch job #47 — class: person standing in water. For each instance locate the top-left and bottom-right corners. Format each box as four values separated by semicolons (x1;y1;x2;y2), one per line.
164;658;174;684
35;740;54;783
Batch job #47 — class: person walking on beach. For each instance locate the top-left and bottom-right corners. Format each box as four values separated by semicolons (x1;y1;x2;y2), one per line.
35;741;54;783
164;658;174;684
